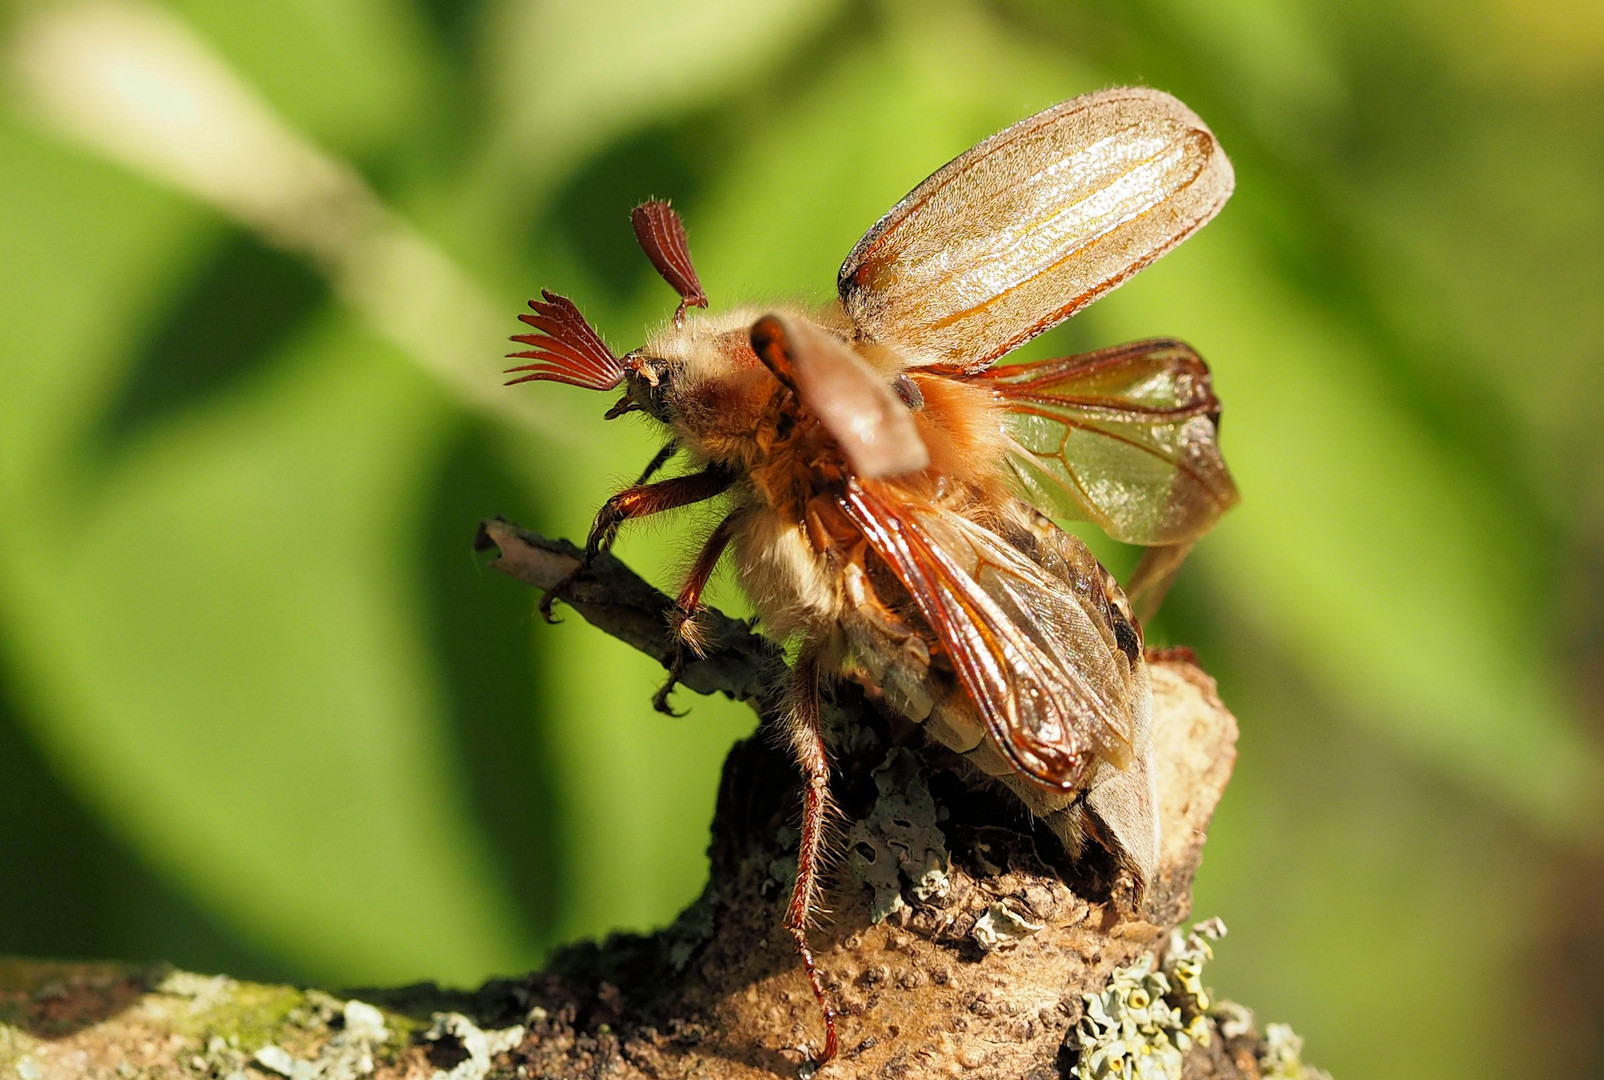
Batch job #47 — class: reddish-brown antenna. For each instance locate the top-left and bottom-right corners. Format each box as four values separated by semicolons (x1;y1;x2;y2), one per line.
506;290;626;390
631;199;708;324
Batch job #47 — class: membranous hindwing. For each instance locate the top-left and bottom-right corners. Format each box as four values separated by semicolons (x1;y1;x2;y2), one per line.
978;339;1239;546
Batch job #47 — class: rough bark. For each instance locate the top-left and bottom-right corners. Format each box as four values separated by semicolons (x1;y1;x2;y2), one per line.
0;520;1307;1080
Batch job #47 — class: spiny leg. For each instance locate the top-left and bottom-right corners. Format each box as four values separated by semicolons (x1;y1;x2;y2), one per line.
782;651;838;1069
653;512;737;715
632;440;679;486
1125;540;1194;626
539;465;733;621
584;465;734;559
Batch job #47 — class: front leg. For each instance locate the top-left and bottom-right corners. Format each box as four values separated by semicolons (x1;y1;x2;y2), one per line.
631;440;679;486
1125;540;1194;625
540;465;733;621
584;465;732;559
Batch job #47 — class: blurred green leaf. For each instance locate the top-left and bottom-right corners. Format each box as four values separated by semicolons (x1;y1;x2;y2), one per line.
1;327;537;985
165;0;447;159
0;117;532;983
1094;226;1604;836
450;0;850;246
1190;615;1559;1080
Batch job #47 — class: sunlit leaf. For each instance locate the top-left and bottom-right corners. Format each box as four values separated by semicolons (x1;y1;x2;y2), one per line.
466;0;849;218
166;0;445;155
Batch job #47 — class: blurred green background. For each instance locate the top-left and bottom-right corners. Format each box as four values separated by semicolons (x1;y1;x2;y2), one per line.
2;0;1602;1076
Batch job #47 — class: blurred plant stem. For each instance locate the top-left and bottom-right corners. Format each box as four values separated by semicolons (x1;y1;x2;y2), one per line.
7;0;575;440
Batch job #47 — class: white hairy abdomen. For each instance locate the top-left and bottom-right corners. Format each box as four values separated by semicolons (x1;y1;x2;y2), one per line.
730;503;843;641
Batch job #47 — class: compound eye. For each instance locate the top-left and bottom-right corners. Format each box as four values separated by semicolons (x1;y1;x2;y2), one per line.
618;355;679;421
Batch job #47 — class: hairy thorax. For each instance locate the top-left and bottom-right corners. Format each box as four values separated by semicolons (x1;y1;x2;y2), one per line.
647;309;1018;644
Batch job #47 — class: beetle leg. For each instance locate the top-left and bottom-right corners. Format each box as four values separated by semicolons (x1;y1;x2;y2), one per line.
584;466;733;560
653;512;737;715
540;465;733;622
1124;540;1194;626
632;440;679;486
782;650;839;1069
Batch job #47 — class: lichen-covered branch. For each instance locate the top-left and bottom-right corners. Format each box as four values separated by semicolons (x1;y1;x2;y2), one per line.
0;523;1327;1080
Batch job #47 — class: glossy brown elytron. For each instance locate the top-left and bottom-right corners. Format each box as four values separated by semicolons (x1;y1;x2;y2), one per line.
508;87;1237;1068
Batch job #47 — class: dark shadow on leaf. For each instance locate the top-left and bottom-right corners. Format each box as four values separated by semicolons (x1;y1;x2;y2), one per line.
412;0;490;68
542;120;711;307
545;117;728;308
529;2;873;311
96;228;324;455
422;419;568;958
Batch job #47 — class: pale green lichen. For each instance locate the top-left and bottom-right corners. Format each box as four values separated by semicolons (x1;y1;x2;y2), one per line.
1070;946;1202;1079
846;748;951;923
146;973;419;1080
1071;920;1329;1080
1261;1022;1331;1080
152;967;310;1052
252;994;441;1080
